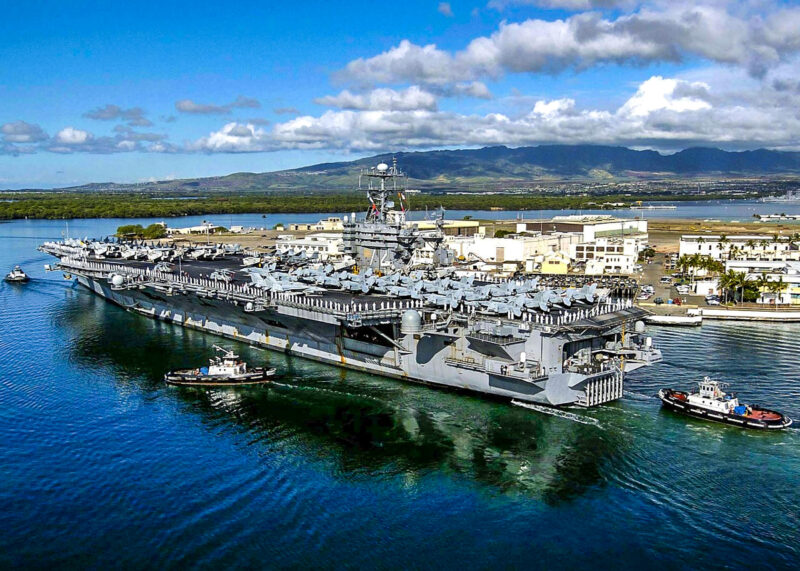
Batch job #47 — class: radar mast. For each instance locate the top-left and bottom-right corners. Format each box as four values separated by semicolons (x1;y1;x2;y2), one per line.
359;157;408;224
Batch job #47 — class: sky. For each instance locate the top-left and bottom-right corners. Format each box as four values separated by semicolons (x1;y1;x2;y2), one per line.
2;0;800;188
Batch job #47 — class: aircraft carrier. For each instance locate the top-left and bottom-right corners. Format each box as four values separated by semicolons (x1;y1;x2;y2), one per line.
40;160;662;407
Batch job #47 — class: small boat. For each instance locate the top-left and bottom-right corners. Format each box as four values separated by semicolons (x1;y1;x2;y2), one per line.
4;265;29;283
659;378;792;430
165;345;276;386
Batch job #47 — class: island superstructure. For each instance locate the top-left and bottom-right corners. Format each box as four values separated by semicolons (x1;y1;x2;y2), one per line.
40;160;662;407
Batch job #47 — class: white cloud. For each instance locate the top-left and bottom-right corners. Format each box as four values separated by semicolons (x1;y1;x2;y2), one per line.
191;122;270;152
531;98;577;118
339;4;800;86
55;127;91;145
438;2;454;17
619;76;712;117
1;121;48;143
449;81;493;99
175;95;261;114
339;40;472;86
315;86;438;111
234;74;800;153
83;104;153;127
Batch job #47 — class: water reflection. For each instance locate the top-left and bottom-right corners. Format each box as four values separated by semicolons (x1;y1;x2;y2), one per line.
60;290;628;501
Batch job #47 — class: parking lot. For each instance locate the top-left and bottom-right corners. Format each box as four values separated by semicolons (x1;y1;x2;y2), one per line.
635;252;711;311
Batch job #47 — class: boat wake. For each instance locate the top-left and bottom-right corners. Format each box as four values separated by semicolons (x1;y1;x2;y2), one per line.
511;400;603;428
623;390;657;400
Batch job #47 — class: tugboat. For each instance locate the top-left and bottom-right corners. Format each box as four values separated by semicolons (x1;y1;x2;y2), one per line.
4;265;29;283
659;378;792;430
165;345;276;386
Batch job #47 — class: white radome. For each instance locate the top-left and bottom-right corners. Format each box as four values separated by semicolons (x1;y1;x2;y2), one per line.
376;163;388;172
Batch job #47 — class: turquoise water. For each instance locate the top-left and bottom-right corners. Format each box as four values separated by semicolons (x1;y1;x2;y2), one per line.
2;218;800;568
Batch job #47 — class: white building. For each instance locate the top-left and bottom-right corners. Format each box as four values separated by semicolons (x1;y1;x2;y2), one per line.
275;233;343;261
679;235;798;261
288;217;345;232
167;221;223;235
724;259;800;305
445;232;582;275
570;237;638;275
516;215;648;249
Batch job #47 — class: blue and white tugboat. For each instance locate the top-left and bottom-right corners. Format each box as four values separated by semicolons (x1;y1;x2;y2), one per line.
165;345;276;386
659;378;792;430
4;265;29;283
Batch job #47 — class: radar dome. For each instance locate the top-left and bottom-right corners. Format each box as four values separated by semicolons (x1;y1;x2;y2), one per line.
111;274;124;287
634;320;646;333
400;309;422;334
376;163;389;172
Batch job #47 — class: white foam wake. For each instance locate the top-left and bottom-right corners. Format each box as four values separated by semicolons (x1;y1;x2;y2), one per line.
511;400;603;428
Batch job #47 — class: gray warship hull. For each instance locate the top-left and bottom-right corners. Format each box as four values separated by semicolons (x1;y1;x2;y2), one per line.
42;256;659;408
40;160;660;407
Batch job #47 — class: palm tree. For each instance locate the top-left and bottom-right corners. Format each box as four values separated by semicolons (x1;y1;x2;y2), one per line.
756;274;770;304
719;269;739;305
677;255;690;276
768;276;785;309
719;234;729;259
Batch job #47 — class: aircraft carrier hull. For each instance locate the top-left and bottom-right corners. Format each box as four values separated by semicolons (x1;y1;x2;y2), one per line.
75;274;624;407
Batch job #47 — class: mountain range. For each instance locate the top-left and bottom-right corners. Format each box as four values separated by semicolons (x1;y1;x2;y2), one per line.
50;145;800;194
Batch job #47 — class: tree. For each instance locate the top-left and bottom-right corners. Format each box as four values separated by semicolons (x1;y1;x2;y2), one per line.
756;274;770;303
116;224;145;237
719;269;738;304
638;246;655;262
767;276;785;308
719;234;729;259
142;223;166;239
116;223;165;239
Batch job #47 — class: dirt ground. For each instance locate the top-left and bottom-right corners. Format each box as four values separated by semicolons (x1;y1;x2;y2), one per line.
647;219;800;253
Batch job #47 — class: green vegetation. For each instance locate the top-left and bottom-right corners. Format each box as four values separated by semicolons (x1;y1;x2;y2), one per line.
0;191;737;220
115;223;167;239
676;254;725;277
638;246;656;262
493;229;513;238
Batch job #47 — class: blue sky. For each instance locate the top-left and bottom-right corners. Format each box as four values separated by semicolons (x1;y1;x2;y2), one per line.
2;0;800;188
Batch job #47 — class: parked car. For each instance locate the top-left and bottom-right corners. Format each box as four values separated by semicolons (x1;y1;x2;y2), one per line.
654;297;665;305
706;298;721;305
672;297;683;306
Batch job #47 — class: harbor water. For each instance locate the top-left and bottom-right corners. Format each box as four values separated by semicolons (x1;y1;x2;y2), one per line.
2;217;800;568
